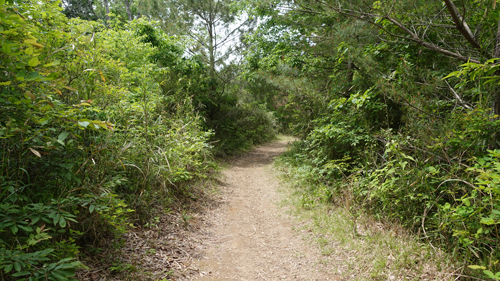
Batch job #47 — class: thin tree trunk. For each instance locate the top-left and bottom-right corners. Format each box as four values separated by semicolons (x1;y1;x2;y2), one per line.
344;59;356;97
125;0;132;21
208;27;215;76
88;0;98;20
493;17;500;115
208;2;216;78
103;0;110;21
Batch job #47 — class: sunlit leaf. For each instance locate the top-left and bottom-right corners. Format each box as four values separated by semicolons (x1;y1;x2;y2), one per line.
63;86;78;91
44;60;60;67
28;57;39;67
468;265;486;270
78;121;90;128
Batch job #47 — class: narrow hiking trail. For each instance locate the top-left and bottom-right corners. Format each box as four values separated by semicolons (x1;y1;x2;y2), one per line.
190;140;339;280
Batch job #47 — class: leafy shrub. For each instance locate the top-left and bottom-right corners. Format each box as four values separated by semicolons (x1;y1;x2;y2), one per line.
436;150;500;274
0;1;218;279
209;102;277;155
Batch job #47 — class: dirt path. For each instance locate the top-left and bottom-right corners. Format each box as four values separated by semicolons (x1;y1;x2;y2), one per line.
190;140;338;280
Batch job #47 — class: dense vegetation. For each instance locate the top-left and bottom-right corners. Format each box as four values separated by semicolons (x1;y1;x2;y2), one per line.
3;0;500;280
245;0;500;279
0;0;275;280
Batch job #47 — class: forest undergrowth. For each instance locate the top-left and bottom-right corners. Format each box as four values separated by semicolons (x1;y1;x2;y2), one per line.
4;0;500;280
244;1;500;280
0;1;276;280
275;141;459;280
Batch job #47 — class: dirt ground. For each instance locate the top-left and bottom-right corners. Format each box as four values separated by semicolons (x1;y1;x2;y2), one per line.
189;140;339;280
77;139;457;281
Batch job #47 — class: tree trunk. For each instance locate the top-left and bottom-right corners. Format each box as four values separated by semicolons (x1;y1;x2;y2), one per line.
103;0;110;21
208;2;216;78
443;0;481;50
88;0;98;20
494;17;500;116
208;28;215;77
344;59;355;97
125;0;132;21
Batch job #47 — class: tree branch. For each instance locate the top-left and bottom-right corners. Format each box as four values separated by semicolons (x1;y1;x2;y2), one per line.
443;0;481;50
307;0;480;63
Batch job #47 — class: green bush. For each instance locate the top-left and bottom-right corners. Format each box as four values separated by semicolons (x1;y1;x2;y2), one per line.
0;1;218;279
209;102;277;155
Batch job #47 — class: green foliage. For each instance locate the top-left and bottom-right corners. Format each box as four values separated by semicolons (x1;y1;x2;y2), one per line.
248;0;500;278
437;150;500;271
209;101;277;155
0;1;224;279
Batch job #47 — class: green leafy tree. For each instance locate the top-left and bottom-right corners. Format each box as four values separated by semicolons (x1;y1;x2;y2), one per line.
62;0;137;22
243;0;500;279
140;0;254;76
61;0;98;20
0;0;218;279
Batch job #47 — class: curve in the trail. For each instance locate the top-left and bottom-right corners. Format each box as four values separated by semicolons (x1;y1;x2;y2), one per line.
192;140;339;281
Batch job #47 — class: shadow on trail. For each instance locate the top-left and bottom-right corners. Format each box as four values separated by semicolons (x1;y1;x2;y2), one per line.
231;140;291;168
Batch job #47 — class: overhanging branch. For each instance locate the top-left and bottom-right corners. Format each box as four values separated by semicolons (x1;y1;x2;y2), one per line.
443;0;481;50
305;0;480;63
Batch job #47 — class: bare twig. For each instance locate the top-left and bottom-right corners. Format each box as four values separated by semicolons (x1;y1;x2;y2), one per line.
437;178;476;190
444;80;473;109
391;92;445;120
